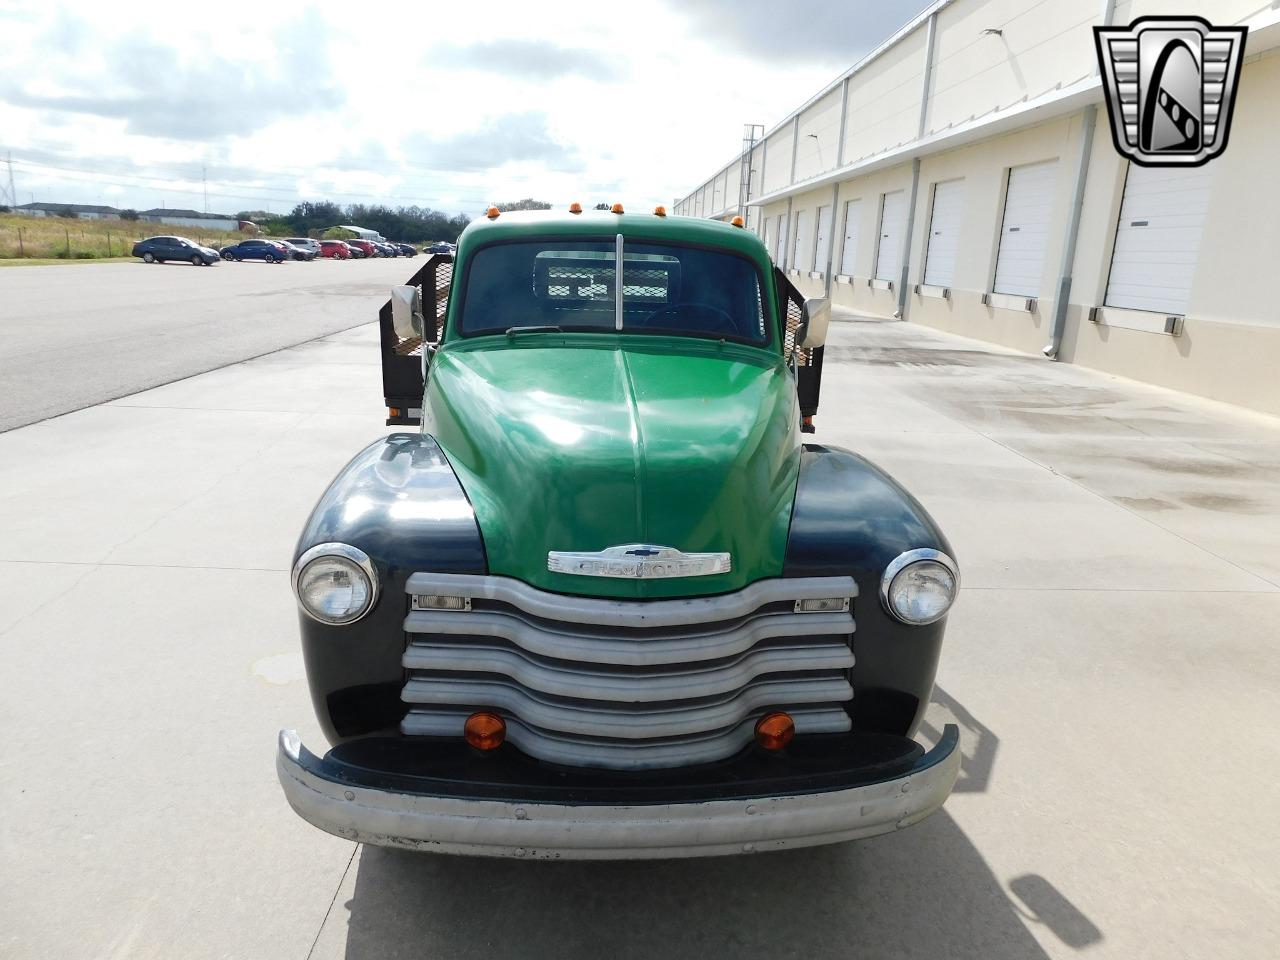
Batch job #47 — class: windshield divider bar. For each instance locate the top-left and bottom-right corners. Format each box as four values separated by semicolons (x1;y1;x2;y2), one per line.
614;234;624;331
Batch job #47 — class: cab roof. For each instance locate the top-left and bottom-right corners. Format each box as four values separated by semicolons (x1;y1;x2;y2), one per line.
455;210;768;263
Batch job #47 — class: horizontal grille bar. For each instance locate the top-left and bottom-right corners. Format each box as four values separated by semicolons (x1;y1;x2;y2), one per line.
403;638;854;702
401;708;852;771
404;608;854;666
402;675;853;740
405;572;857;628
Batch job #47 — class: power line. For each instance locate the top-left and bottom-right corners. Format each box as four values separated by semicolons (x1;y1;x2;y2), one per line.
9;158;498;208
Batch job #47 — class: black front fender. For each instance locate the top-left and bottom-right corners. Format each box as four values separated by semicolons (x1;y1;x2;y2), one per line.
783;444;956;737
294;434;487;743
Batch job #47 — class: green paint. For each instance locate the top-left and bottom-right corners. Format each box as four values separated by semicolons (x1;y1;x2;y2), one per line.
423;335;801;599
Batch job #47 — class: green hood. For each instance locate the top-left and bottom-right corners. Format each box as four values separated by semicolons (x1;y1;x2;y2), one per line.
422;335;801;598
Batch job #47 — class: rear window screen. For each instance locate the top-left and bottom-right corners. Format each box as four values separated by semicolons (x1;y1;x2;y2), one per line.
457;240;767;345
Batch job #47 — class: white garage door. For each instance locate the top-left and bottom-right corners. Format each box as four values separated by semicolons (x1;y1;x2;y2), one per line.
792;208;815;272
814;204;832;274
874;190;905;281
923;179;964;288
994;160;1058;297
839;198;862;276
1104;162;1215;315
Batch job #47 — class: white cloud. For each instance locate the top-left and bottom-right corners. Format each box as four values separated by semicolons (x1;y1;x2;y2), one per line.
0;0;922;216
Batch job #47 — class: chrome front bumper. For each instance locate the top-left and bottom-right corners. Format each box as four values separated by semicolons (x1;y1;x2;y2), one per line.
276;725;960;860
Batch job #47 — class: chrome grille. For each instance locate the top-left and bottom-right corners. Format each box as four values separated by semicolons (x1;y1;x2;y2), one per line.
401;573;856;770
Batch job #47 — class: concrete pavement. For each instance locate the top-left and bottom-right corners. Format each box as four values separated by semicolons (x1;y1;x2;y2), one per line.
1;309;1278;959
0;256;415;432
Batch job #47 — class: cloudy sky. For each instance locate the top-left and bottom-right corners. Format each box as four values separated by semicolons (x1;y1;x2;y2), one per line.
0;0;932;217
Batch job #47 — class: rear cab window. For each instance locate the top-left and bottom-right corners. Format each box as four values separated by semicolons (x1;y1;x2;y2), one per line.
455;240;768;347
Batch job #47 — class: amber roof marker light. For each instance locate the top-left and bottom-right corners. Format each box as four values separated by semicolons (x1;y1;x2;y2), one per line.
611;202;625;214
754;712;795;751
569;202;583;214
486;206;501;220
730;215;745;228
464;712;506;751
653;205;667;217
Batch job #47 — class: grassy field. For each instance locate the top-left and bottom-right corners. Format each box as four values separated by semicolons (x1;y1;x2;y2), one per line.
0;214;244;261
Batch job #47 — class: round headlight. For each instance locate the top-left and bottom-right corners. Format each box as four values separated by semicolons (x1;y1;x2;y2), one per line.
880;549;959;625
292;543;378;625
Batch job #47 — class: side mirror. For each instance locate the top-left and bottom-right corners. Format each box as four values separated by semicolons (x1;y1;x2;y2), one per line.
796;297;831;349
390;285;424;340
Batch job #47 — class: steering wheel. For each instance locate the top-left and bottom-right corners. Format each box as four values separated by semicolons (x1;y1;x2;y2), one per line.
637;302;739;335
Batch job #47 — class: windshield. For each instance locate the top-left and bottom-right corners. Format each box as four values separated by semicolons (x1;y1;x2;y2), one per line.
456;239;768;346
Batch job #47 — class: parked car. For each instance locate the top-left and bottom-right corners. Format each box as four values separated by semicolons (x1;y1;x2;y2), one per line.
372;241;398;257
319;240;352;259
426;241;454;255
345;239;376;258
284;238;323;258
394;242;418;256
220;239;288;263
276;209;962;859
132;236;219;266
277;240;317;262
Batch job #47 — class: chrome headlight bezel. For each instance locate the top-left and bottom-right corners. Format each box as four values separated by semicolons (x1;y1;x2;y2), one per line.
879;548;960;626
291;542;379;625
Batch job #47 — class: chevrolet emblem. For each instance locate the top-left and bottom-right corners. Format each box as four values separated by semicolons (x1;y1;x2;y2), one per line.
547;544;732;579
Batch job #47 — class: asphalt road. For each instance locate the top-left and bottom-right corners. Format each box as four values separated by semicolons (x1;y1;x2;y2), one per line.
0;257;416;432
1;302;1278;958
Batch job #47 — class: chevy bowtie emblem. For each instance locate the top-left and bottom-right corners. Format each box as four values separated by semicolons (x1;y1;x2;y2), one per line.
1094;16;1246;168
548;544;732;579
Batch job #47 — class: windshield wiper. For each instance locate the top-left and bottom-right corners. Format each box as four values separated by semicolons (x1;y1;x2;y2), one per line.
505;325;563;336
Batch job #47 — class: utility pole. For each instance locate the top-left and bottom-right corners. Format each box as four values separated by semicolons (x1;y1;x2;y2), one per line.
2;152;16;208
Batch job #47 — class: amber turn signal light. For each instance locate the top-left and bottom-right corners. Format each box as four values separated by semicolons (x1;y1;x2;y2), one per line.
486;206;501;219
730;215;745;227
464;712;506;750
569;202;583;214
754;712;795;751
611;202;625;214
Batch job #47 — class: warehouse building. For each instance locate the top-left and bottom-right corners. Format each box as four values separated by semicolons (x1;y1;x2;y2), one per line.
675;0;1280;416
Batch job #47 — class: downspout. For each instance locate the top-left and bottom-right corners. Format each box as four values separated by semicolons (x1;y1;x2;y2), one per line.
896;11;939;319
1044;0;1115;358
896;159;922;319
1042;106;1097;359
823;183;840;297
782;196;795;270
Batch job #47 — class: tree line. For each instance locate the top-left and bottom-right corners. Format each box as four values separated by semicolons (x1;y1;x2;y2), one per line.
234;198;619;243
237;201;473;243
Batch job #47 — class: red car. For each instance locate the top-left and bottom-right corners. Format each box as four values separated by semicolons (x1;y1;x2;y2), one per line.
320;240;352;259
345;239;376;258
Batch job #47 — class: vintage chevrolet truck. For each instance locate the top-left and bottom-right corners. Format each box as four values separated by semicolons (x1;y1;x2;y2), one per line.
276;206;961;858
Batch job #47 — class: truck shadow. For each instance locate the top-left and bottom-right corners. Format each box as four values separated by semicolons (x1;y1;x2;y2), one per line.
337;812;1057;959
334;689;1078;958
